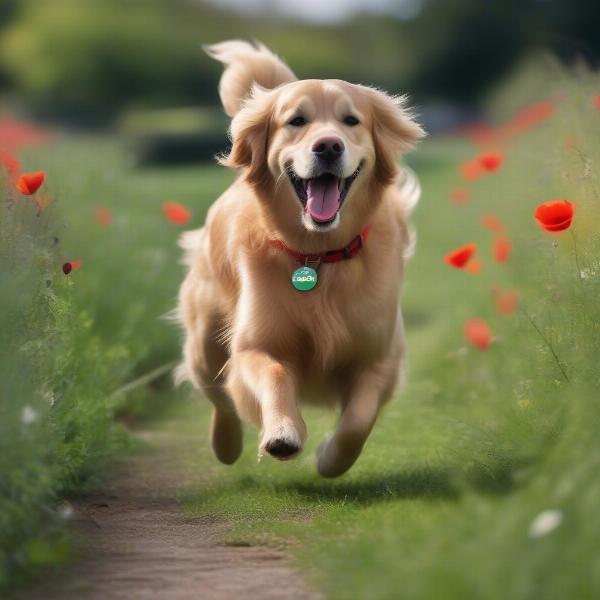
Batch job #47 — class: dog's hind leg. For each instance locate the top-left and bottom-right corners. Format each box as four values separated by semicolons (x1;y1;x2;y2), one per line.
181;314;243;466
206;385;243;466
317;363;397;478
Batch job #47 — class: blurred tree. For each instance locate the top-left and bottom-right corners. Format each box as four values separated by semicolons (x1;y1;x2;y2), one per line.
1;0;599;124
0;0;18;91
0;0;234;123
406;0;537;104
537;0;600;63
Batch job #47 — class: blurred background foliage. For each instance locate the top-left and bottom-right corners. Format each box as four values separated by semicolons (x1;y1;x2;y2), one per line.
1;0;599;127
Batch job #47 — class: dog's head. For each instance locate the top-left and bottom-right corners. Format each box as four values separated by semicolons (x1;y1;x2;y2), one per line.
216;45;424;237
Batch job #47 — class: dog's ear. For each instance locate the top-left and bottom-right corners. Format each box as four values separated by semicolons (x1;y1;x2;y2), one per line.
219;85;274;188
364;87;426;184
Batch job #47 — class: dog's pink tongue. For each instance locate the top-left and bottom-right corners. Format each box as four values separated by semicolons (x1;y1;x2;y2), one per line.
307;177;340;223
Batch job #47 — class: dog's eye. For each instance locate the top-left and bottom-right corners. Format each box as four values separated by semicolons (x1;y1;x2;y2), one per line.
343;115;360;126
288;116;307;127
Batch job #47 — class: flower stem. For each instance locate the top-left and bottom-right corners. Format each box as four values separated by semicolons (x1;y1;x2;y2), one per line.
569;229;582;281
520;307;569;382
109;359;179;399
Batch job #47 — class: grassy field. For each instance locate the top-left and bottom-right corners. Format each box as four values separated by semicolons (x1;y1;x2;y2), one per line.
3;66;600;597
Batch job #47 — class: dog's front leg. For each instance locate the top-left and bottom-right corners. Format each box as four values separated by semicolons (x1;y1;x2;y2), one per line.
317;366;392;477
226;350;306;460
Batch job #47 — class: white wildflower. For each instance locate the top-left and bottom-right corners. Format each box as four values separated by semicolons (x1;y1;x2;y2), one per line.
43;389;56;407
57;501;74;520
528;509;563;539
21;405;39;426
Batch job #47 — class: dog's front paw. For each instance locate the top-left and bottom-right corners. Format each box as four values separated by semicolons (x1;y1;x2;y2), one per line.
264;437;301;460
260;419;305;461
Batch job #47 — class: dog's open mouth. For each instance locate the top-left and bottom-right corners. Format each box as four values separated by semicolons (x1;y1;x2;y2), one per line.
287;164;362;225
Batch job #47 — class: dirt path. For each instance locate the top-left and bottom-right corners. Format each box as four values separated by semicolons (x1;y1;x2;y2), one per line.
22;421;321;600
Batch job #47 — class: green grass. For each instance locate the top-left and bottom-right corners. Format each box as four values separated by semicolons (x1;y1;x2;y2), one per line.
4;66;600;597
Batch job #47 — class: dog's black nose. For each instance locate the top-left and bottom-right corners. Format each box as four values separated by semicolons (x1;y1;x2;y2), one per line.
312;136;345;162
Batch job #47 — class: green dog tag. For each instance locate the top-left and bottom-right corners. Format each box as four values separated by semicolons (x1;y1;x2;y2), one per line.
291;266;318;291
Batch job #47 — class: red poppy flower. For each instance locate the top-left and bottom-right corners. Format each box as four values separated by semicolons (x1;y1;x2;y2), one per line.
461;160;484;182
465;123;497;146
481;214;505;233
0;150;21;179
449;187;471;204
493;237;511;263
95;207;112;227
464;318;493;350
504;101;554;137
534;200;574;233
62;259;82;275
478;151;504;172
594;95;600;110
0;118;52;151
525;100;554;121
494;289;518;315
162;201;191;224
16;170;45;195
465;258;483;274
444;243;477;269
462;123;498;147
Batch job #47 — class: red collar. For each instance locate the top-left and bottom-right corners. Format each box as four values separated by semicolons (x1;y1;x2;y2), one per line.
269;225;371;266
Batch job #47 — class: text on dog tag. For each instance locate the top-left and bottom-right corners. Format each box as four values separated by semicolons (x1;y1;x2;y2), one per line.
291;266;318;291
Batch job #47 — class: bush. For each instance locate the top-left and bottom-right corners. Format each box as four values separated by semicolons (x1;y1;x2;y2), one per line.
0;176;128;587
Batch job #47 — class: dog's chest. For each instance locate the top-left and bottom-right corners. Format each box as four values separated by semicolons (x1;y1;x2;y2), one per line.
292;290;391;370
236;256;400;372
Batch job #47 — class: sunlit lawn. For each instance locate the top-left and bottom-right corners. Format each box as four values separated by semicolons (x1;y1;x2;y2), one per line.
10;67;600;598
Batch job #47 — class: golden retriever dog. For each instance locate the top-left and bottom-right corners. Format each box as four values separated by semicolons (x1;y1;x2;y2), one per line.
176;40;424;477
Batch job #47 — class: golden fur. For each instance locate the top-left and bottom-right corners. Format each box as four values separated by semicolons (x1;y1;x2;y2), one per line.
176;40;425;477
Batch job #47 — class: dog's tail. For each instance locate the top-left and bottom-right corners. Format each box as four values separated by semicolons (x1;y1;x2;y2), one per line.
396;166;422;261
397;166;421;217
205;40;297;117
